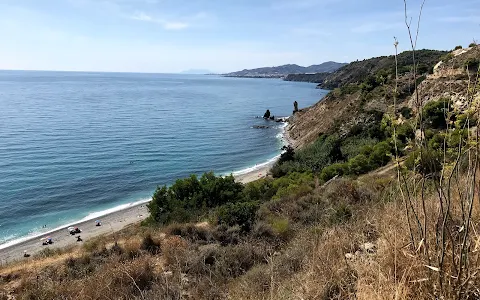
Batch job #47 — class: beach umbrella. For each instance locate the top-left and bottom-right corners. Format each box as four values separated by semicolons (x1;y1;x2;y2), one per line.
95;220;101;223
68;227;75;231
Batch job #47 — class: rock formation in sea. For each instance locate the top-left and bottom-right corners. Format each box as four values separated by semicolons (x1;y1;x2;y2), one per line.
263;109;271;119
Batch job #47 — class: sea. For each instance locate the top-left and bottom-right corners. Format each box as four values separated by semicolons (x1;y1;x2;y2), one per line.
0;71;327;249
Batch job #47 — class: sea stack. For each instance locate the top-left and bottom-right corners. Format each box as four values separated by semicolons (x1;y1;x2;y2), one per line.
263;109;271;119
293;101;299;114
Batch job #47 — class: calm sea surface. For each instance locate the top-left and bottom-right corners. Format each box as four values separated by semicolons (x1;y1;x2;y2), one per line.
0;71;327;248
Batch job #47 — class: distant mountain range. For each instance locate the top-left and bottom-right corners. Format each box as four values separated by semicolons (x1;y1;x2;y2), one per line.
223;61;347;78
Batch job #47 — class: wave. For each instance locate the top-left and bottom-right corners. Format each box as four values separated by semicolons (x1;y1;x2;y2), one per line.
231;154;281;176
0;198;151;250
229;122;289;177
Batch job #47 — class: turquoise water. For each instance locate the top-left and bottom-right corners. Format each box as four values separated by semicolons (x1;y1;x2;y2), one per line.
0;71;327;248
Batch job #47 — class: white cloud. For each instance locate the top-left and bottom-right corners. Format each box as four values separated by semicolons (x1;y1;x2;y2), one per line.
129;11;190;30
164;22;189;30
131;11;153;22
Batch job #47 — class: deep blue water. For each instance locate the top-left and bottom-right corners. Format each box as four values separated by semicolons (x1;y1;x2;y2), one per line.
0;71;326;247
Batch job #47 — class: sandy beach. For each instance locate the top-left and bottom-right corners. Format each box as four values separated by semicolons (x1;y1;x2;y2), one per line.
0;161;277;263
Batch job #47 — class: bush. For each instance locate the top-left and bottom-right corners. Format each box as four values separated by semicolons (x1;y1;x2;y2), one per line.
216;201;259;231
147;172;244;225
278;145;295;164
294;134;343;173
330;204;353;224
348;154;372;175
320;163;349;181
368;141;393;168
465;58;480;70
454;45;463;50
405;149;442;176
400;107;413;119
423;98;453;129
396;122;415;143
469;42;477;48
442;53;454;61
140;234;161;254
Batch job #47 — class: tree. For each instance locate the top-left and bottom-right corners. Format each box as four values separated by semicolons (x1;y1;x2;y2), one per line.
216;201;259;231
369;141;393;168
469;42;477;48
279;145;295;164
147;186;171;224
146;172;245;225
423;98;453;129
348;154;372;175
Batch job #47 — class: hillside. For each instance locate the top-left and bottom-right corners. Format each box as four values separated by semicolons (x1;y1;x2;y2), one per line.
283;72;330;83
287;49;451;147
224;61;346;78
318;49;447;89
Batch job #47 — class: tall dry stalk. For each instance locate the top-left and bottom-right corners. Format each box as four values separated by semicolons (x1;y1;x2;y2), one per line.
396;1;480;297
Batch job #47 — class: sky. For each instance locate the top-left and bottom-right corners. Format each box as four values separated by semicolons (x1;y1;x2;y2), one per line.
0;0;479;73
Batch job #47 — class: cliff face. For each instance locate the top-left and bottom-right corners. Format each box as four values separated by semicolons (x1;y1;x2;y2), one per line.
287;48;477;148
408;46;480;112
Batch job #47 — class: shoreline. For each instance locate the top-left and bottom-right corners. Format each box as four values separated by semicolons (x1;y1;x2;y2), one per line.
0;165;271;262
0;124;295;262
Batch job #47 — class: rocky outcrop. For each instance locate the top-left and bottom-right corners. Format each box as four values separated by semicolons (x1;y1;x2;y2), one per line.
263;110;271;119
408;45;480;112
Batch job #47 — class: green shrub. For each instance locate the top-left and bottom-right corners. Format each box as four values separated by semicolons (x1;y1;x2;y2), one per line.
396;122;415;143
423;98;453;129
428;133;446;150
368;141;393;168
348;154;372;175
400;107;413;119
216;201;259;231
340;136;378;160
320;163;349;181
448;129;469;149
243;178;275;202
146;172;244;225
405;149;442;175
455;113;477;129
441;53;454;61
465;58;480;69
469;42;477;48
454;45;463;50
293;134;343;173
279;145;295;164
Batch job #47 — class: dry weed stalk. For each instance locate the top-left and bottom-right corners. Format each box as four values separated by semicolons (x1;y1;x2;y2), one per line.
395;1;480;298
